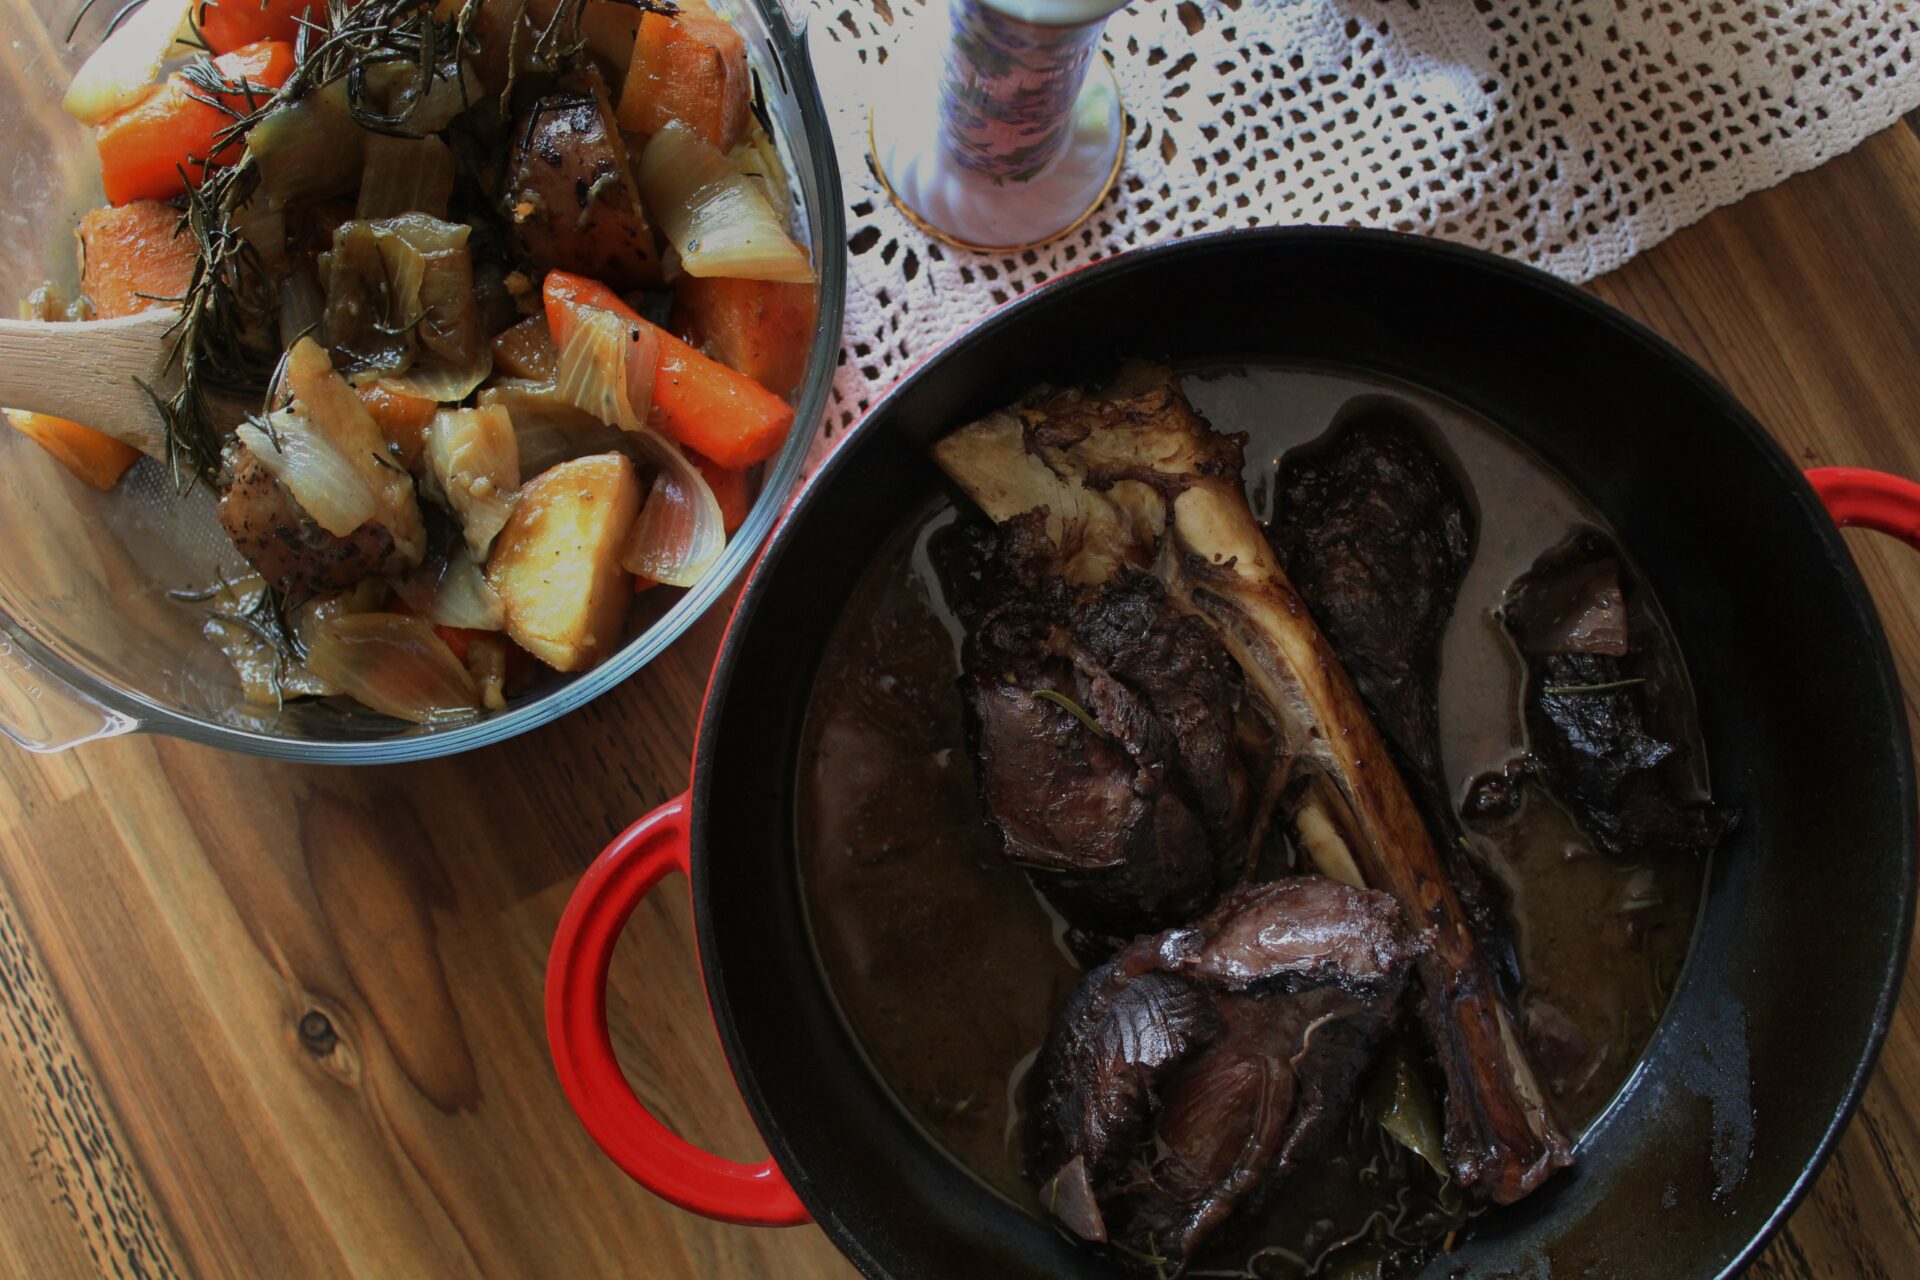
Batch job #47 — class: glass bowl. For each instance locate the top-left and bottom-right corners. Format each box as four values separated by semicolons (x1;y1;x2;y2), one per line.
0;0;845;761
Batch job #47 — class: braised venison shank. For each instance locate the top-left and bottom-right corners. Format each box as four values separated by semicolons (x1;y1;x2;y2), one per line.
935;366;1570;1203
954;520;1254;944
1028;877;1419;1271
1268;410;1523;994
1471;531;1733;857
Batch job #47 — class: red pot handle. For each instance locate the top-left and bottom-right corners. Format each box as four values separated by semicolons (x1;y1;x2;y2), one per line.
1808;467;1920;549
545;793;809;1227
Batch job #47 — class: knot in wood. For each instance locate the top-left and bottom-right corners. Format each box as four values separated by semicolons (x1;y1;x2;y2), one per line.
297;1010;339;1057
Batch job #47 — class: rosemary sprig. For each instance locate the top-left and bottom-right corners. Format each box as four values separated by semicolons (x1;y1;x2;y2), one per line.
1540;677;1647;697
1030;687;1109;740
170;573;310;706
147;151;276;488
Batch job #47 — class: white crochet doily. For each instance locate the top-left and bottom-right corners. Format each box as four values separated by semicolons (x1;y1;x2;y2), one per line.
806;0;1920;454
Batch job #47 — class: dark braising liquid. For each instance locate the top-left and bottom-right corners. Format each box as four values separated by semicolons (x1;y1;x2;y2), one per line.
796;365;1710;1274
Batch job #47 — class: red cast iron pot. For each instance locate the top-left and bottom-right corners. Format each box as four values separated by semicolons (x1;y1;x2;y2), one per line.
546;228;1920;1278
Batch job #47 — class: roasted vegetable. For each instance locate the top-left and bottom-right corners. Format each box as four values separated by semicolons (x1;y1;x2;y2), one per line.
10;201;203;487
463;631;513;709
204;574;341;704
301;611;482;723
617;9;749;149
217;439;404;594
692;450;752;534
543;271;727;586
676;274;815;398
62;0;194;125
195;0;316;56
5;411;143;491
355;134;457;220
360;54;479;136
506;77;660;291
234;409;379;537
78;200;198;319
96;39;295;204
393;546;507;632
247;79;364;207
637;121;813;283
354;382;438;469
322;215;491;399
652;320;794;468
378;215;491;399
485;452;642;671
544;272;659;420
322;220;410;376
490;315;559;382
477;378;631;474
282;336;426;566
425;406;520;557
543;268;793;470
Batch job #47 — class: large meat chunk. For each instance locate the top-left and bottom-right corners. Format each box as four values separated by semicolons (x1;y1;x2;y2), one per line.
1268;411;1521;993
217;441;405;595
1267;409;1471;820
936;365;1570;1204
506;73;661;291
1472;531;1733;857
1027;877;1418;1273
960;541;1254;946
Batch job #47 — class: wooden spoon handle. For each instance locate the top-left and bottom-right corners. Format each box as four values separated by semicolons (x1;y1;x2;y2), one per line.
0;311;183;460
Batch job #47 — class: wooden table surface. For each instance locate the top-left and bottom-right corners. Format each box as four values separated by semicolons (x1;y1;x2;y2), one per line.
3;122;1920;1280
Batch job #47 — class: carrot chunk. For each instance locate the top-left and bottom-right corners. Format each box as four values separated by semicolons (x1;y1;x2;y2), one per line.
78;201;198;318
543;270;638;325
543;270;795;469
674;275;816;398
6;411;142;491
194;0;319;56
692;450;754;534
649;327;794;468
616;12;749;149
354;383;439;469
96;40;295;204
18;201;198;488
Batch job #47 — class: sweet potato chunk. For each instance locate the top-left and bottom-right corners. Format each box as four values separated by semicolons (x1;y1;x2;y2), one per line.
506;76;660;290
617;12;749;149
486;453;641;672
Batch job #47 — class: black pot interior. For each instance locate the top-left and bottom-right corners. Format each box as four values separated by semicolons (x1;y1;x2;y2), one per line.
691;229;1916;1279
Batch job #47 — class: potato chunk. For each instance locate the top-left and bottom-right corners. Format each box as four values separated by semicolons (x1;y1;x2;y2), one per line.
486;453;641;672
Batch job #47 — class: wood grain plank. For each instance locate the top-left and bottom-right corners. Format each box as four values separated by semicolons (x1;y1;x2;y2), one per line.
0;877;182;1280
0;596;856;1279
